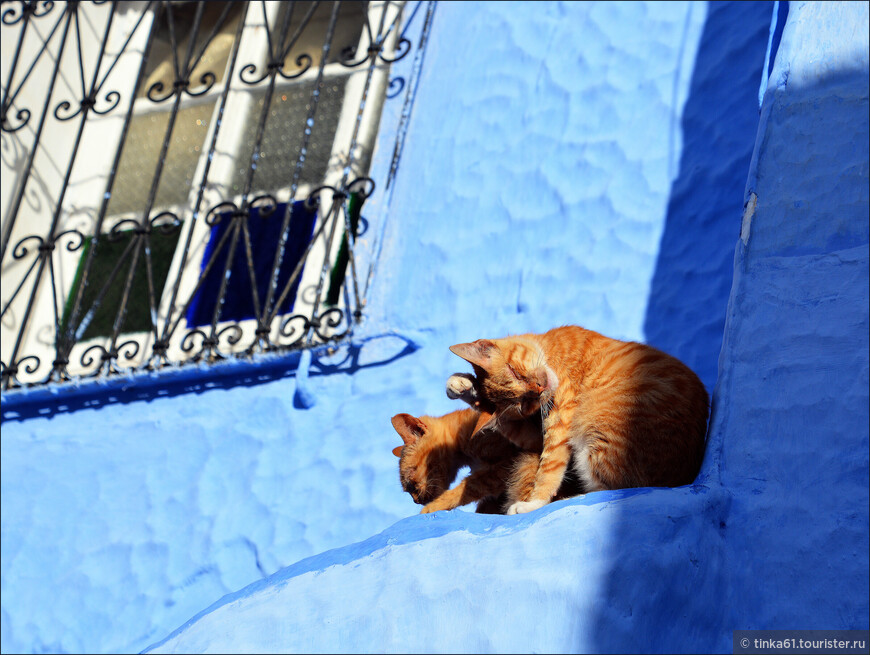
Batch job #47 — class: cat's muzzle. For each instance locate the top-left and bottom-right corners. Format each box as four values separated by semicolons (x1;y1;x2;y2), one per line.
403;479;431;504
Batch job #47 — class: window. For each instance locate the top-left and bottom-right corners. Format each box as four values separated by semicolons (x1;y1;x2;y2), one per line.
1;0;435;388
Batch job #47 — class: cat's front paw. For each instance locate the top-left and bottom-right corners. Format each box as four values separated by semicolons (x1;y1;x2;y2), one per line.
446;373;479;406
421;501;446;514
506;499;548;515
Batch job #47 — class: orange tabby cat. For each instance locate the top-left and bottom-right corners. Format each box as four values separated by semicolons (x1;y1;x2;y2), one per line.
449;325;709;515
391;400;583;514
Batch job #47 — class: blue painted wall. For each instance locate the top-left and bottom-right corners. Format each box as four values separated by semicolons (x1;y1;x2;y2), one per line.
4;1;867;653
717;0;870;631
147;2;869;652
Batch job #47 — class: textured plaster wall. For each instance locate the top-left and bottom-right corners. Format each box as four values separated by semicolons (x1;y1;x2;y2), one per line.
149;1;869;652
3;1;849;653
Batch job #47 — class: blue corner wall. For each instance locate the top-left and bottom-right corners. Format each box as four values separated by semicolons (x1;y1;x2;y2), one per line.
716;0;869;631
3;2;868;654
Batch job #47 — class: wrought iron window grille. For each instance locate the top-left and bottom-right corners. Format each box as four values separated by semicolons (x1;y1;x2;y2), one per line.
1;0;436;390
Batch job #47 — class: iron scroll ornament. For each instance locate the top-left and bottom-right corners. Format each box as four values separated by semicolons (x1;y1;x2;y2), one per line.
238;54;313;86
1;1;55;27
54;90;121;121
146;72;218;103
180;324;244;362
1;107;31;132
79;338;142;377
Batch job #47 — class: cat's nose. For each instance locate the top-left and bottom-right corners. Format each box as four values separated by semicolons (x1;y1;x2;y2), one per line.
533;368;549;391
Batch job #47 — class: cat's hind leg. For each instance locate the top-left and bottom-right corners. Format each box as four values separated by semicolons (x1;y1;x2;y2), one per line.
475;495;507;514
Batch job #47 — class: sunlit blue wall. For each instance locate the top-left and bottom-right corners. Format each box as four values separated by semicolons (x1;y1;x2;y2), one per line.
4;2;867;653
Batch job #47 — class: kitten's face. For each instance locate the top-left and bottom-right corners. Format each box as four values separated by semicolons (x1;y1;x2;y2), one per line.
449;338;556;419
391;413;453;505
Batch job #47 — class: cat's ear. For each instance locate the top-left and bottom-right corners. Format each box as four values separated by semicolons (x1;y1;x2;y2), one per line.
449;339;496;369
391;413;427;444
392;446;404;457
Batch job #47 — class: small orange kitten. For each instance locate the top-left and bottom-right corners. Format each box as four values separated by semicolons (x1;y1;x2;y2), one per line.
391;400;582;514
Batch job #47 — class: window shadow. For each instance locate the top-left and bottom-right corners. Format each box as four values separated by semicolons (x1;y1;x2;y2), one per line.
0;333;420;422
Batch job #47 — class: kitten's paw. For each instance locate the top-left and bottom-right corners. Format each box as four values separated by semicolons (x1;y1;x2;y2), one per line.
506;499;548;515
420;502;444;514
446;373;478;404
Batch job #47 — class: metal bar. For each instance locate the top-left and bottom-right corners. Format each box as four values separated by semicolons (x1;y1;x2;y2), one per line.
0;250;40;320
36;2;119;379
164;208;247;340
328;3;394;319
92;4;153;93
304;190;343;345
72;232;139;342
1;4;75;387
278;1;318;63
142;224;160;352
266;208;329;326
235;2;296;350
263;1;342;328
2;247;50;389
0;4;72;263
186;1;235;81
260;0;275;66
0;1;33;126
338;2;389;189
158;1;249;344
249;0;318;333
63;1;158;355
101;0;206;367
240;214;262;323
398;0;421;42
202;213;245;359
192;4;271;355
363;0;436;303
73;3;87;101
102;232;144;373
0;1;65;130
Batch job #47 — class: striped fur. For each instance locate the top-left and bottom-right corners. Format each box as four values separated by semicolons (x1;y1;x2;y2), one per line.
391;408;582;514
450;325;709;514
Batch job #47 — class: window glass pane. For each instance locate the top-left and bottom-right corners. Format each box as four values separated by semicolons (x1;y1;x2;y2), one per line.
139;2;244;100
62;229;182;341
231;77;348;197
107;100;215;217
280;1;368;73
185;201;318;327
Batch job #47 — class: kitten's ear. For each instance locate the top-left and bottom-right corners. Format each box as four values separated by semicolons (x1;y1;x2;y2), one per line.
391;446;404;457
391;413;427;444
449;339;496;369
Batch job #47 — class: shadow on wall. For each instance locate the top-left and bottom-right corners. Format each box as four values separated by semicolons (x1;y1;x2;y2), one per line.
0;333;420;422
642;1;779;398
589;2;771;651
